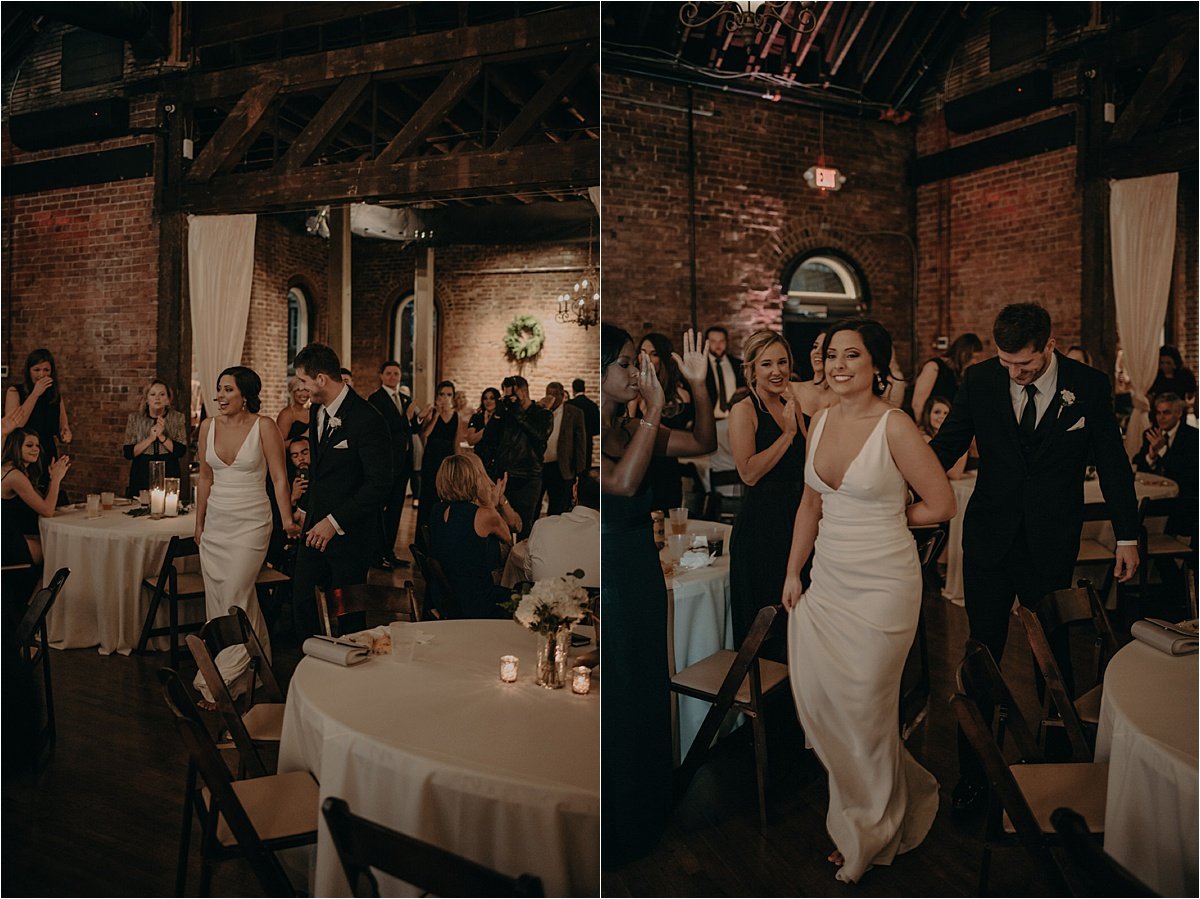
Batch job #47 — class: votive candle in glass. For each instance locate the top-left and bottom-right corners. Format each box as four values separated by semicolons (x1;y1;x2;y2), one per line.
500;655;519;683
571;665;592;695
163;478;180;517
149;487;166;519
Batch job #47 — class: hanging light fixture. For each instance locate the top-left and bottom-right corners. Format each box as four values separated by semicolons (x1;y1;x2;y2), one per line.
556;219;600;330
679;1;817;38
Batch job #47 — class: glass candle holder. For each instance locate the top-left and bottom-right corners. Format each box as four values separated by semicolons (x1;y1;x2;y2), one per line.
86;493;102;519
500;655;519;683
571;665;592;695
148;461;167;519
163;478;180;517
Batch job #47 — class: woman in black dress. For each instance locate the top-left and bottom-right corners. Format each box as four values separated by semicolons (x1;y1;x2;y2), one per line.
275;376;312;443
727;330;805;655
123;379;189;496
1;428;70;567
466;387;502;478
910;332;982;422
601;324;715;867
631;332;694;511
4;349;71;492
416;380;464;535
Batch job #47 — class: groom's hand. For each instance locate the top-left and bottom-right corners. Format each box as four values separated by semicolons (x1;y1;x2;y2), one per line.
1113;544;1139;583
306;518;337;552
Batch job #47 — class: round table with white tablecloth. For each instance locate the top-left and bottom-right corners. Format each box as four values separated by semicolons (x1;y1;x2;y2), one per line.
40;504;194;654
663;520;734;762
278;619;599;897
942;472;1179;605
1095;639;1198;896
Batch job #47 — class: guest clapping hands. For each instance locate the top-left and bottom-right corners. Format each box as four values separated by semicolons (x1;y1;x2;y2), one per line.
1;429;70;565
123;379;188;496
4;349;71;492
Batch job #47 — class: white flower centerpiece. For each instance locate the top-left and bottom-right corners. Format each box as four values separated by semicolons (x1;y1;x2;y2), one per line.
512;574;589;689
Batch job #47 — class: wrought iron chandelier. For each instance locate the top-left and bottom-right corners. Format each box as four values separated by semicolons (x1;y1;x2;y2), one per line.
556;222;600;330
679;1;817;38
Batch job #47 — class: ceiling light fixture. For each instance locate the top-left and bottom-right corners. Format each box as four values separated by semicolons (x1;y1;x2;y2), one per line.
679;1;817;39
556;220;600;330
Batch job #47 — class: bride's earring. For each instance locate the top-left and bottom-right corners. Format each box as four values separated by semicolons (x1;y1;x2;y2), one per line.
874;372;884;391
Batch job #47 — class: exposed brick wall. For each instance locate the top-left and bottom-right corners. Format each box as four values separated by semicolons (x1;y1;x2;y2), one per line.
601;73;917;372
349;241;601;407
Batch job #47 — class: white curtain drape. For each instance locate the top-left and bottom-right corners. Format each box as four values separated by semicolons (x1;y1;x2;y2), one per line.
1110;172;1177;456
188;214;257;419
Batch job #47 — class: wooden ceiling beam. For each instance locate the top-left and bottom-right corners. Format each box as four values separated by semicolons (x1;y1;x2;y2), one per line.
491;45;597;152
792;1;833;73
278;74;373;172
1103;121;1198;178
829;2;874;77
185;9;598;102
181;140;599;214
1110;30;1197;145
376;59;482;163
192;2;408;47
861;3;914;88
186;81;281;182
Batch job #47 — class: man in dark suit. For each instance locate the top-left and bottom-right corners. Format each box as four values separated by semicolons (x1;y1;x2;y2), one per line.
538;381;588;516
367;360;417;569
290;343;392;641
568;377;599;468
704;325;745;419
1134;392;1197;539
931;303;1139;810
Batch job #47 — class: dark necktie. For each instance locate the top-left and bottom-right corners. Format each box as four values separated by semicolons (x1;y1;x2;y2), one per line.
320;409;330;443
715;360;729;411
1019;384;1038;438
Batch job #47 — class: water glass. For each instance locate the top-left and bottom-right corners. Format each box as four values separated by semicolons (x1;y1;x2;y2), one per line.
86;494;101;519
100;491;115;511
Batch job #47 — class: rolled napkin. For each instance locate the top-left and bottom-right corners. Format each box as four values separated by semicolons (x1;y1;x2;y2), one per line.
303;634;371;667
345;625;392;655
1130;618;1200;656
677;548;713;571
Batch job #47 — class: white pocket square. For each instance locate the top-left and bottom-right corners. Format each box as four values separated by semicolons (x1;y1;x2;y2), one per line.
1066;417;1086;432
333;440;350;449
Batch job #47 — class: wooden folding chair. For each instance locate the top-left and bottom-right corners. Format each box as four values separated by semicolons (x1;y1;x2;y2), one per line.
953;640;1108;895
315;582;421;637
137;536;206;668
700;468;744;523
160;668;317;897
410;542;459;620
13;567;70;770
1049;807;1156;897
901;528;946;737
186;608;284;779
321;797;544;897
671;603;790;829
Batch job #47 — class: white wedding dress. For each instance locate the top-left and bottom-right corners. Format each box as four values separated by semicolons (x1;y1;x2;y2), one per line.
194;416;273;703
789;408;939;884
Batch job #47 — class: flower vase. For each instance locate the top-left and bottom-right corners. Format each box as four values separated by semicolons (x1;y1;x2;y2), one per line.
535;626;570;689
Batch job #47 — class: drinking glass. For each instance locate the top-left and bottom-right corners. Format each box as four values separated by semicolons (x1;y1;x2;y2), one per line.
668;507;689;536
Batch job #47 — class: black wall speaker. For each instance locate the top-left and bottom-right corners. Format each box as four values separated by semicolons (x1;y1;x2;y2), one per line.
944;70;1054;134
9;97;130;151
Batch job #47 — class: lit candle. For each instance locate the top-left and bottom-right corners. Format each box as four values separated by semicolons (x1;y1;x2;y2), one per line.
571;665;591;695
164;478;180;517
500;655;519;683
149;487;165;518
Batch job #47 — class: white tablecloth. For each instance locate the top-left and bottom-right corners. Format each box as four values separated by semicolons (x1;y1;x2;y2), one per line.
41;505;194;654
1095;640;1198;896
278;619;599;897
942;473;1179;604
664;520;733;761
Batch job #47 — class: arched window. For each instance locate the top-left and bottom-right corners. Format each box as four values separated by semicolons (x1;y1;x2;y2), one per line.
391;293;440;391
781;252;868;380
287;285;312;374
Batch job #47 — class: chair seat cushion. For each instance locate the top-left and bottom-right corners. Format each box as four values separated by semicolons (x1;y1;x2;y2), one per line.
1076;539;1114;563
671;650;790;706
1075;684;1102;725
1146;533;1192;558
203;770;319;847
242;702;285;743
143;571;206;597
1005;761;1108;833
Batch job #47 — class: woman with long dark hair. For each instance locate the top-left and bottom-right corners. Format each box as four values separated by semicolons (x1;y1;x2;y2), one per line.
1150;344;1197;403
629;332;694;511
466;387;502;477
123;379;188;496
416;380;464;535
1;427;70;568
600;323;715;867
910;332;983;423
4;349;71;491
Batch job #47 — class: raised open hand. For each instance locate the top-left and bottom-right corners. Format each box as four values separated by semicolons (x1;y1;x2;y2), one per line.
637;351;665;413
673;329;710;387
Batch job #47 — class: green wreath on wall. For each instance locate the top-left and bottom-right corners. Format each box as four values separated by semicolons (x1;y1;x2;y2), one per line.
504;314;546;363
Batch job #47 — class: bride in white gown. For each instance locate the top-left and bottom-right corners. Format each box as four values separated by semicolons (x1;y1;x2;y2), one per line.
781;320;956;884
194;366;297;704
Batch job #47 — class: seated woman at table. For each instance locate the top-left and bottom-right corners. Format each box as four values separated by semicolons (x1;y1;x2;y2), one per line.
5;349;72;496
275;376;312;443
429;453;519;619
123;379;188;497
1;428;70;567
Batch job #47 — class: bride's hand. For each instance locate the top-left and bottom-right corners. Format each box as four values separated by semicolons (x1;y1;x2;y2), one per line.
781;573;803;611
194;524;203;546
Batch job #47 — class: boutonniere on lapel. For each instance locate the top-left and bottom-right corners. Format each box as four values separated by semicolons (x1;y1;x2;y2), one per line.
326;415;342;432
1056;389;1076;420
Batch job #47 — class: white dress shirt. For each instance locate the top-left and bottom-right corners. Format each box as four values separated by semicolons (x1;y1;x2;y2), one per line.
1009;353;1058;427
544;404;563;463
525;506;600;587
710;353;737;419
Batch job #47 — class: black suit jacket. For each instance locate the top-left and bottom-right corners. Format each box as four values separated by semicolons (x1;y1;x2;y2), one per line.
303;389;392;551
705;353;745;411
1135;422;1198;537
367;386;414;473
930;353;1139;582
568;393;600;468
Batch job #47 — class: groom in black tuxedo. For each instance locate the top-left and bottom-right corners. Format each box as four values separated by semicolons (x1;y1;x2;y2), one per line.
291;343;391;641
930;303;1139;809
